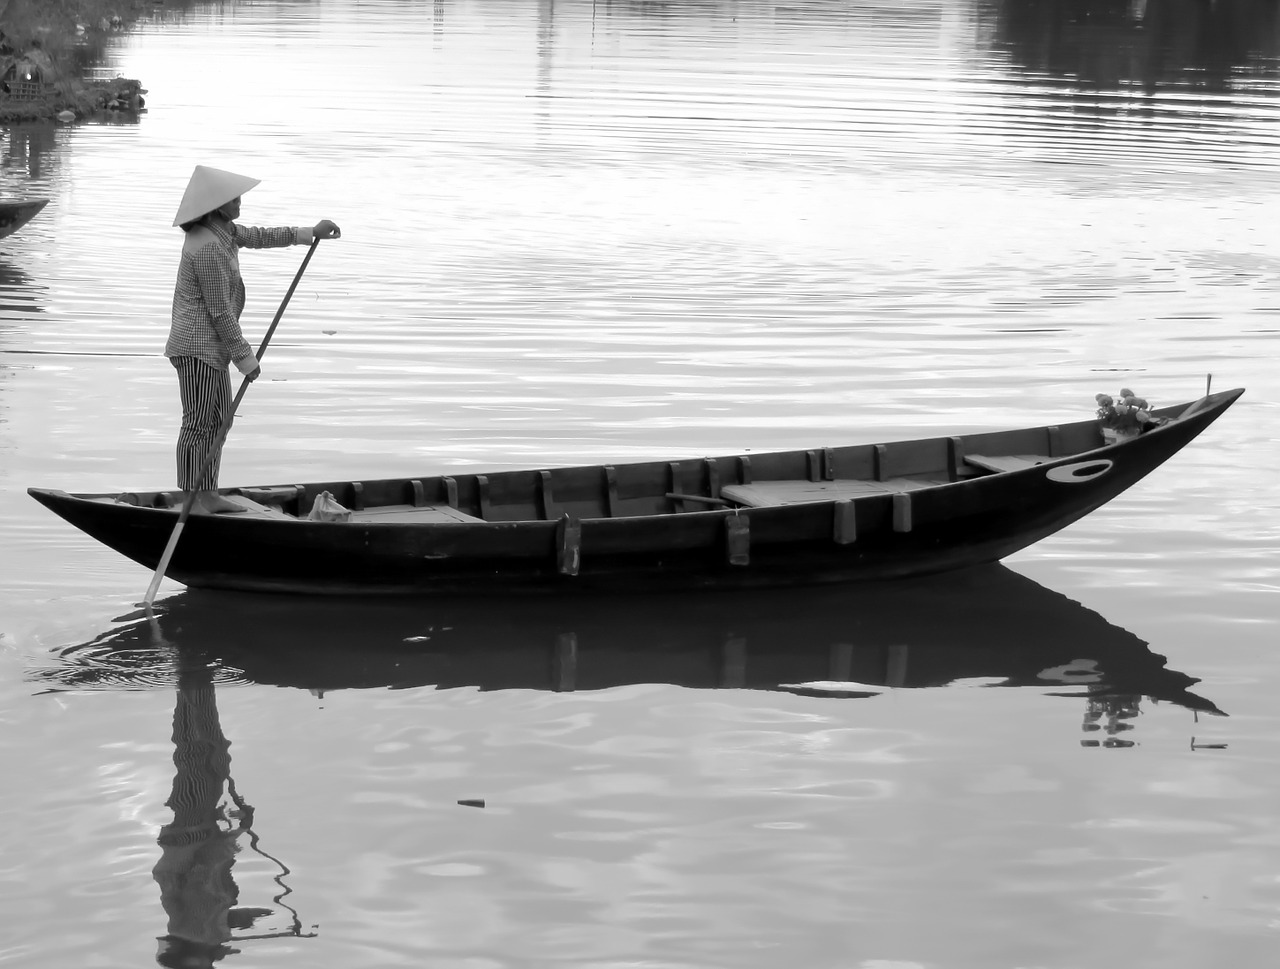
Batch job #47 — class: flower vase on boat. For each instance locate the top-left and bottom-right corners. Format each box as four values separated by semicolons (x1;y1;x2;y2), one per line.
1096;389;1163;444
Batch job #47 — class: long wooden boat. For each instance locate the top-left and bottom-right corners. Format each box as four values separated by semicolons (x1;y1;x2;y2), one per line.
32;565;1223;718
28;388;1242;596
0;197;49;239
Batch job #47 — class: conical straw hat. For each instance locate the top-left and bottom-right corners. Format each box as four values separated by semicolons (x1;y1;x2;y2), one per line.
172;165;261;226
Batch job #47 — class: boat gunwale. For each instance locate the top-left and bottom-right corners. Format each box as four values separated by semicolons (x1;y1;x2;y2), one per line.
28;388;1242;527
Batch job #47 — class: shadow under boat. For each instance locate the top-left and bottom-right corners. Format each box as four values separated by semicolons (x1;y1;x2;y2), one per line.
33;564;1222;717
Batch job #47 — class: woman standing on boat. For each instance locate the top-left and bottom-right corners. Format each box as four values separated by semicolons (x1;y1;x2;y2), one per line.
166;165;340;514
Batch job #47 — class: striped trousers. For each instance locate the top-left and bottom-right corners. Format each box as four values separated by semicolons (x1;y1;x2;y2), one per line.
172;356;232;491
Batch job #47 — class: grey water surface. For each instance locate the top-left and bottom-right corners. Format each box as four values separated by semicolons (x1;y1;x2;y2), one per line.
2;1;1279;966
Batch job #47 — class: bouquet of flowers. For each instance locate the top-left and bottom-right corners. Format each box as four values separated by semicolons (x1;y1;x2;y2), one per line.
1095;388;1160;439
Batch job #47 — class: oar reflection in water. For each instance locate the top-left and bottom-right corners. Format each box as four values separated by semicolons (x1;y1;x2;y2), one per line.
153;655;315;968
34;566;1225;747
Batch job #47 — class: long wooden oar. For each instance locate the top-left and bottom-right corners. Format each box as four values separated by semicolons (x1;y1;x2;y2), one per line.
142;237;324;608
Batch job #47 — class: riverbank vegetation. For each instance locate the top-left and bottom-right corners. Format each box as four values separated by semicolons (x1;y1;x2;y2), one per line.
0;0;190;122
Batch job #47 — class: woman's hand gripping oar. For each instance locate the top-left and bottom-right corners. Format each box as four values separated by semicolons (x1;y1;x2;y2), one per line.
142;233;334;608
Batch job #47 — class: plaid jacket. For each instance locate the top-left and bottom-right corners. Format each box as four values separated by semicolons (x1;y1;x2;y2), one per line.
165;216;312;372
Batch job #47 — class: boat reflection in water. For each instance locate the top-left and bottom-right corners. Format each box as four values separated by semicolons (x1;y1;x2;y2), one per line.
43;564;1222;720
33;565;1222;964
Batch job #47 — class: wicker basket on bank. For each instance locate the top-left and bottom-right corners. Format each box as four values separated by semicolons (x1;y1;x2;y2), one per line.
1;58;51;101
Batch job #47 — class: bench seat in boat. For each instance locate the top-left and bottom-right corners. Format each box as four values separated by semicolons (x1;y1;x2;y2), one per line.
720;477;941;508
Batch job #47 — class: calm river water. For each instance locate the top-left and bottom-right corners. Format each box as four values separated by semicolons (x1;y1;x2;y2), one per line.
2;1;1279;966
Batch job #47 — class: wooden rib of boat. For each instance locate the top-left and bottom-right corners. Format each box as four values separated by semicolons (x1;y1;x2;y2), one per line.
28;388;1242;596
0;198;49;239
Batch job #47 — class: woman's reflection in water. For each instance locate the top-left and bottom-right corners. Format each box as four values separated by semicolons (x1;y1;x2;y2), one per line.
152;661;280;968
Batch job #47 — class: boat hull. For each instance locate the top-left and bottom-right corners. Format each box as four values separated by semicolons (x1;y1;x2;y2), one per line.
28;389;1243;596
0;198;49;239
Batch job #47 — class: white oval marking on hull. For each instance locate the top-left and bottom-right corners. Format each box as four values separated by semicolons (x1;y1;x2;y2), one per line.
1046;460;1114;484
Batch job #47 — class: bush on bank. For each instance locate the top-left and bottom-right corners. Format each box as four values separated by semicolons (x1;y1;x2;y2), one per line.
0;0;183;122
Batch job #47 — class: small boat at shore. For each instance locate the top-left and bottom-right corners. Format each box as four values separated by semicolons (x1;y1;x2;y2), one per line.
0;198;49;239
28;388;1242;597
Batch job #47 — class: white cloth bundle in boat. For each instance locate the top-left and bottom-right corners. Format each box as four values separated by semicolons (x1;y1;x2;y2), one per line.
307;491;351;522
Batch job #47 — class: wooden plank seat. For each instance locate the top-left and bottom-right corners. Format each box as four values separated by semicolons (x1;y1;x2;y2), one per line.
95;495;485;523
221;495;295;518
964;454;1051;475
720;477;940;508
96;493;296;519
230;501;487;523
346;503;485;524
